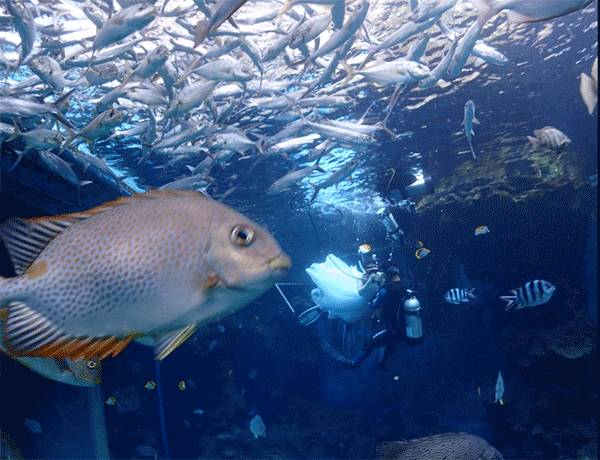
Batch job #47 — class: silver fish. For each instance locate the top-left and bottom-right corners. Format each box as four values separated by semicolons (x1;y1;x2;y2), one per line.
193;59;254;82
471;0;594;24
127;44;170;82
405;34;431;62
159;174;213;191
419;33;460;88
300;1;370;78
209;129;261;155
288;13;332;49
462;100;480;159
309;157;360;203
471;42;508;66
86;63;120;86
93;4;157;52
38;151;87;190
28;56;65;93
447;20;485;79
262;16;305;63
63;108;123;150
0;91;75;129
360;14;439;69
6;0;36;64
163;80;219;119
7;125;65;169
262;133;322;157
410;0;458;23
494;371;504;404
194;0;250;47
267;160;325;194
356;60;431;86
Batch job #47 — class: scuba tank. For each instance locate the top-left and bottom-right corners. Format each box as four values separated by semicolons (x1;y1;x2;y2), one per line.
376;207;402;241
403;296;423;340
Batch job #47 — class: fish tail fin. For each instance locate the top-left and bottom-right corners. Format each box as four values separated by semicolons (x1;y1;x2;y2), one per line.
314;156;326;173
60;128;77;153
500;295;515;311
527;136;541;150
52;89;77;130
468;138;477;159
470;0;499;27
7;120;22;142
308;183;319;203
275;0;293;22
467;287;476;298
340;60;356;85
194;19;211;48
358;50;374;70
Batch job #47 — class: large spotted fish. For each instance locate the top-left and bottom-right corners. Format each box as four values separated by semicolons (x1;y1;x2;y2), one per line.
375;432;504;459
0;190;291;361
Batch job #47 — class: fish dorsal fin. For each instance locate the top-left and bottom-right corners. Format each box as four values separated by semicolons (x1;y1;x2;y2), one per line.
2;302;138;360
152;324;198;361
0;216;87;275
0;191;207;275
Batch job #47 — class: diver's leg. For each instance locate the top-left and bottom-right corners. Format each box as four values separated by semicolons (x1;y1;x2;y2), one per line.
320;339;354;366
351;330;392;367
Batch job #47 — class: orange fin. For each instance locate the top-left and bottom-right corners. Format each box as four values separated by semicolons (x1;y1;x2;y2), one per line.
2;302;137;360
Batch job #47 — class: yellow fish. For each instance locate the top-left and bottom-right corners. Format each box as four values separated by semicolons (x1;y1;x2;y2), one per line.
0;305;101;387
415;247;430;259
0;190;291;361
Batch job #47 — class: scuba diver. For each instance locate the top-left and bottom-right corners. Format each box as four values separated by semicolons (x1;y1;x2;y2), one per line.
357;244;385;295
350;265;408;368
311;245;385;367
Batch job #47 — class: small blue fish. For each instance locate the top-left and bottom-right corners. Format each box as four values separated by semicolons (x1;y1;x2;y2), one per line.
494;371;504;405
24;418;42;434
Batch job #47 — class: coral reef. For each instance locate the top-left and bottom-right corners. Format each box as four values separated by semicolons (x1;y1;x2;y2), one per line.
416;144;587;213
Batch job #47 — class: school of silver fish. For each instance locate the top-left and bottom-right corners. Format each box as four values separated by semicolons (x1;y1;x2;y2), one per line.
0;0;594;201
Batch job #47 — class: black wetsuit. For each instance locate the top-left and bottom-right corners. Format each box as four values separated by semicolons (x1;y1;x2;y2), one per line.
351;280;406;367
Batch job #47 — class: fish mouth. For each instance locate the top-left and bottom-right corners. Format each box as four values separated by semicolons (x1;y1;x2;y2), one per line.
269;253;291;279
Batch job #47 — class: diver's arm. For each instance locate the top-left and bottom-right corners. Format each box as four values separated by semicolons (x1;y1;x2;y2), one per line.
357;272;384;295
357;275;374;295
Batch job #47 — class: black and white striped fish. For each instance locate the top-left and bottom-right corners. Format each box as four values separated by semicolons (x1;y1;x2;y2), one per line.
444;287;476;304
527;126;571;150
500;280;556;311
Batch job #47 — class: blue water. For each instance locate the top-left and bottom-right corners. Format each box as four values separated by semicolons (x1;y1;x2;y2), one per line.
0;1;597;459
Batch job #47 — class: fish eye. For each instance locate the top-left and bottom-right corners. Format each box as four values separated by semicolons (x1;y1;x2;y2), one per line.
87;360;97;369
231;226;254;247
